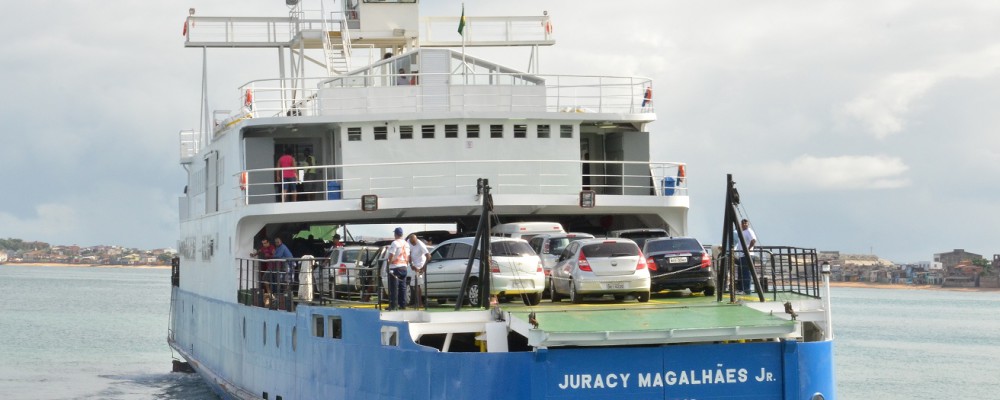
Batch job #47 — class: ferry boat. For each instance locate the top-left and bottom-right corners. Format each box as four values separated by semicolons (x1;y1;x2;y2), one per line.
168;1;836;399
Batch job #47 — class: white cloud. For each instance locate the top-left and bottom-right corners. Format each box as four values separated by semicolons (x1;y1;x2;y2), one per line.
751;155;910;191
0;204;81;240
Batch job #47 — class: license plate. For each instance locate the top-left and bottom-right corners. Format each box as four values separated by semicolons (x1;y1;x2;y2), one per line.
669;256;687;263
605;282;626;290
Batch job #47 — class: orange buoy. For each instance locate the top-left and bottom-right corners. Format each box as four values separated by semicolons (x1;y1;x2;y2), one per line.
239;171;248;191
677;164;686;183
244;89;253;108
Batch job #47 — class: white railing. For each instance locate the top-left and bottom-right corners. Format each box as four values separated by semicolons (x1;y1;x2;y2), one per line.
235;160;686;205
183;16;332;46
228;73;653;122
421;16;555;47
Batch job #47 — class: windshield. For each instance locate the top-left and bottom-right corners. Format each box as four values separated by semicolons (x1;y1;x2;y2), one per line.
490;241;535;257
645;238;702;253
582;242;639;258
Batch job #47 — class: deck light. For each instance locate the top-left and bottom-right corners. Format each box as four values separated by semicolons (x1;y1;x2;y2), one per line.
361;195;378;212
579;190;596;208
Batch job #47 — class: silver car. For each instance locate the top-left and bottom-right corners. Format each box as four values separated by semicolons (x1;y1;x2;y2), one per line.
550;238;651;303
528;232;596;291
421;236;545;307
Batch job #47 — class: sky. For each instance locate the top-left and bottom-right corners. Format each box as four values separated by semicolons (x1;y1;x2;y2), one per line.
1;1;998;263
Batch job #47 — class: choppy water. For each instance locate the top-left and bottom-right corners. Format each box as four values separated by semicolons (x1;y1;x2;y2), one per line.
1;265;997;399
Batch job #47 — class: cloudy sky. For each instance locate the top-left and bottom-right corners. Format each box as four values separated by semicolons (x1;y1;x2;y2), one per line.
1;1;997;262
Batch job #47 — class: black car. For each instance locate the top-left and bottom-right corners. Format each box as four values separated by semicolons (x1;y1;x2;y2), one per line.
644;237;715;295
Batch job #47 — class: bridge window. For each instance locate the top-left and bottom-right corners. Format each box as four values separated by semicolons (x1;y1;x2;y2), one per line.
374;126;388;141
400;125;413;139
537;125;550;138
560;125;573;138
490;124;503;138
514;124;527;138
445;124;458;138
347;127;361;141
466;124;480;138
422;125;435;139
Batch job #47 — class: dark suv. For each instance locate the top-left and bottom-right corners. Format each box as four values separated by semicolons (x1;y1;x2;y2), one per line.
643;237;715;296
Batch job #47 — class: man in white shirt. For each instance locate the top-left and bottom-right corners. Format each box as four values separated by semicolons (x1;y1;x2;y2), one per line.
739;219;757;293
407;234;431;308
386;227;409;310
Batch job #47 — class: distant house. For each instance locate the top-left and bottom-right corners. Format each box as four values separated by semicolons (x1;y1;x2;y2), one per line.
934;249;983;270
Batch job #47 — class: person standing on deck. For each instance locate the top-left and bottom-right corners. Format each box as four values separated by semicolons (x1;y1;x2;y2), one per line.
252;238;276;296
386;227;409;310
277;147;297;202
407;234;431;308
273;237;294;295
303;148;317;200
738;219;757;293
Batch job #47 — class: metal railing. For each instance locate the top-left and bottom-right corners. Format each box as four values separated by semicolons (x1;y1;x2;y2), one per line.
222;72;652;124
236;160;687;205
717;247;821;300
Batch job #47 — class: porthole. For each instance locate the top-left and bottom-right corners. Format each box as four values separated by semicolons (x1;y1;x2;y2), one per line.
263;321;267;346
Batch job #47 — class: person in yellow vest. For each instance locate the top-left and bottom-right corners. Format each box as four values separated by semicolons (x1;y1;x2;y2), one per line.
386;227;410;310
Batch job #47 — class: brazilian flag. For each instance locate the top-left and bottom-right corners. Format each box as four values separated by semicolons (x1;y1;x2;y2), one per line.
458;4;466;35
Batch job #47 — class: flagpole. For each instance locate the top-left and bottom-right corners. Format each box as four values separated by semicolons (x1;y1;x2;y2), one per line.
461;2;467;85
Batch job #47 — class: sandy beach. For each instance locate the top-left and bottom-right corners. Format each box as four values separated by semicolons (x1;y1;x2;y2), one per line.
3;262;170;269
830;281;999;292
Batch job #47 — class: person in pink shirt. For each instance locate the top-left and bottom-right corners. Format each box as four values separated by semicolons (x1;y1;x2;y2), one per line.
277;146;297;202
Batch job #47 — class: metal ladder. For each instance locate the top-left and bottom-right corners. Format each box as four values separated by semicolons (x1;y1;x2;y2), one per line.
323;20;352;75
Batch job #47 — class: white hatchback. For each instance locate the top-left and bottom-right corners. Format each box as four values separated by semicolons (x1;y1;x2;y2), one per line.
550;238;651;303
422;236;545;306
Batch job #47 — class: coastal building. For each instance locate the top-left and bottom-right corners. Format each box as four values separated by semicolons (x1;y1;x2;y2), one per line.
934;249;982;270
0;251;7;263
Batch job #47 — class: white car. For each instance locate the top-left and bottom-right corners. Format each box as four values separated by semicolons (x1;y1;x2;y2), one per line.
550;238;651;303
421;236;545;306
319;245;377;295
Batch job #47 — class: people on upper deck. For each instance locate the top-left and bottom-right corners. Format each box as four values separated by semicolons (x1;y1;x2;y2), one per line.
386;227;409;310
396;68;409;86
277;147;297;202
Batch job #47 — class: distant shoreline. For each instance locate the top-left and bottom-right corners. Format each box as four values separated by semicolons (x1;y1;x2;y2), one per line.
830;281;999;292
3;262;169;269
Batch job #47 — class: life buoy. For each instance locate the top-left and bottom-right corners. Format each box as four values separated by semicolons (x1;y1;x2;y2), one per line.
677;164;686;183
239;171;248;191
544;19;553;35
244;89;253;108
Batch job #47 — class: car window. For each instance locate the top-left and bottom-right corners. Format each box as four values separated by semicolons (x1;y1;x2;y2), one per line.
490;241;535;257
342;249;361;263
645;238;702;253
582;242;639;258
559;242;578;261
431;244;452;261
528;237;543;253
451;243;473;260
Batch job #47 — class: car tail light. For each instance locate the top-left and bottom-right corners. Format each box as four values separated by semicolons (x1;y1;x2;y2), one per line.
647;257;657;271
636;251;647;270
537;261;543;273
700;253;711;269
578;252;592;271
490;259;500;273
338;263;347;275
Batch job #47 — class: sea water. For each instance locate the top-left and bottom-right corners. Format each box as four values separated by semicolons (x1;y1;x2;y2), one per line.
2;265;998;399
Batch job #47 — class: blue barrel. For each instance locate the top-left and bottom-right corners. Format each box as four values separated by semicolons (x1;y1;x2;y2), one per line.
327;181;342;200
662;177;676;196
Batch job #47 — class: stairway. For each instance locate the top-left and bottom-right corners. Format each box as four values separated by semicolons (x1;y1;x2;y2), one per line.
323;23;352;75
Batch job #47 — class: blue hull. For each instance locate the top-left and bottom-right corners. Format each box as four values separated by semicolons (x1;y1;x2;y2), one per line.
169;288;835;399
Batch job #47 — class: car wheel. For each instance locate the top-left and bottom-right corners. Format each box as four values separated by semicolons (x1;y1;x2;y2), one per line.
703;287;715;296
637;291;650;303
524;292;542;306
550;278;562;302
465;278;481;307
570;280;583;304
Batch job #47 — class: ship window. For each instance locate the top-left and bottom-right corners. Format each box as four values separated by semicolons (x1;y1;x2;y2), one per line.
313;315;324;337
560;125;573;138
374;126;388;140
263;321;267;346
347;127;362;141
537;124;550;138
490;124;503;138
400;125;413;139
292;326;297;351
276;324;281;348
466;124;480;138
513;124;527;138
422;125;435;139
329;316;343;339
444;124;458;138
